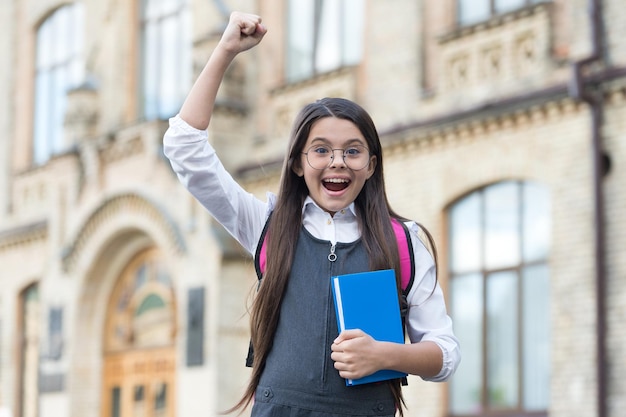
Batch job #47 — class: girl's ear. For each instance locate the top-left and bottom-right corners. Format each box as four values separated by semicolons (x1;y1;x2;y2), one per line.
292;158;304;177
366;155;377;179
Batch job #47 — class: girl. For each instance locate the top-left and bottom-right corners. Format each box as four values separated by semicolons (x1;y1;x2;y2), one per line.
164;12;460;417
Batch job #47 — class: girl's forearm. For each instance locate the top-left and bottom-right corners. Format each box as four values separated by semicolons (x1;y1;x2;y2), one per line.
379;340;443;378
179;46;238;130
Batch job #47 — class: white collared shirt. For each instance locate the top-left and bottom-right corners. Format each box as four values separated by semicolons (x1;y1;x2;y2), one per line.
164;115;460;381
301;197;360;245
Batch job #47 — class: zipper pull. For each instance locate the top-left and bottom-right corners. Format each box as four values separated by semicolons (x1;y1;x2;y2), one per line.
328;243;337;262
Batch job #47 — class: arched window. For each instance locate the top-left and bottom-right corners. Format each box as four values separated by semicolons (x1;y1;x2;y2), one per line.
140;0;191;120
448;181;551;415
33;3;84;164
286;0;364;82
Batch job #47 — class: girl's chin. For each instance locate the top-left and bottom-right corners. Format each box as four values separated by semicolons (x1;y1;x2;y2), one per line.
317;200;349;215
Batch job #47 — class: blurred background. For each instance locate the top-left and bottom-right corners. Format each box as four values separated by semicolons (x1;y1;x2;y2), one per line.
0;0;624;417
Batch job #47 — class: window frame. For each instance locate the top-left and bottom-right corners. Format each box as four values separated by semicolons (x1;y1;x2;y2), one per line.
139;0;191;121
447;180;551;417
285;0;364;83
32;3;84;165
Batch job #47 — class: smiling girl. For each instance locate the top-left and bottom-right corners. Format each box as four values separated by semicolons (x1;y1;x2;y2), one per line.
164;11;460;417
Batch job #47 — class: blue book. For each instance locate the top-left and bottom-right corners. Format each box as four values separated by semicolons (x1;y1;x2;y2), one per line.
331;269;408;386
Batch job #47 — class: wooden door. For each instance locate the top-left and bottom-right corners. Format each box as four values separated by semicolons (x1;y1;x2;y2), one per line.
101;249;176;417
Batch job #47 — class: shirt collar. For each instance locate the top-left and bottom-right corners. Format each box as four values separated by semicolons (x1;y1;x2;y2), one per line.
302;196;357;218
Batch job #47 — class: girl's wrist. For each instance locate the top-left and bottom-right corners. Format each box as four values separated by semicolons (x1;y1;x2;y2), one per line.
213;42;241;62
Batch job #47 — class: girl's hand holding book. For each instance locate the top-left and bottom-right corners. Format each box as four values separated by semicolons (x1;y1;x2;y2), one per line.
331;329;382;380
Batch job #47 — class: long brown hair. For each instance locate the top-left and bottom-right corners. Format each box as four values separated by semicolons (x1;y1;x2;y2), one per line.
227;98;427;416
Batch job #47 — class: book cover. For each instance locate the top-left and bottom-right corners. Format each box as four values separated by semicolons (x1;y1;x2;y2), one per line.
331;269;408;386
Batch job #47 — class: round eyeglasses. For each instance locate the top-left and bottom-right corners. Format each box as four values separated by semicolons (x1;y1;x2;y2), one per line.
302;144;371;171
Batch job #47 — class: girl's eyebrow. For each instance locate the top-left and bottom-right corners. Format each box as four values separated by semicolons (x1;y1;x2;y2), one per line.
309;137;367;145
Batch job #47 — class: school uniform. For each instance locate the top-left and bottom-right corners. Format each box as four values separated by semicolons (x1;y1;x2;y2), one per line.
164;115;461;415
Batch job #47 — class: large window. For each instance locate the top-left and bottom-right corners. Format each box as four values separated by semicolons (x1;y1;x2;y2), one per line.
33;3;84;164
449;181;551;415
286;0;364;82
457;0;548;26
141;0;191;120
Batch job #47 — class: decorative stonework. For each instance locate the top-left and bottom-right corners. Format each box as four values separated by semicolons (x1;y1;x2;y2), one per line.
438;3;553;97
384;95;581;155
61;194;186;273
64;85;99;144
100;119;169;165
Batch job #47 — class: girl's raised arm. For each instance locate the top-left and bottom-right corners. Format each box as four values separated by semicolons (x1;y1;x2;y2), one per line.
179;12;266;130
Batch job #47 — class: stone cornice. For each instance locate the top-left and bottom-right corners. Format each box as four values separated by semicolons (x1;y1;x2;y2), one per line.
0;220;48;250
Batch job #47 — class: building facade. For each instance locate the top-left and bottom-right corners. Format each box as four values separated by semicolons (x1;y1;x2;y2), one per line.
0;1;624;417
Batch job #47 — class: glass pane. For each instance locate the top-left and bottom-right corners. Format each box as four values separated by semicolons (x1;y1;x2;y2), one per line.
34;72;51;164
159;15;179;117
69;57;85;88
496;0;525;13
487;271;518;409
70;4;85;87
56;7;70;64
71;4;84;56
458;0;490;25
143;0;159;19
179;8;192;102
342;0;364;65
21;285;40;417
315;0;341;73
134;385;146;417
523;264;550;410
523;182;551;262
51;67;67;153
155;383;167;417
111;387;121;417
449;192;481;273
37;20;52;67
162;0;180;14
485;182;520;269
287;0;314;81
449;273;483;414
142;22;158;119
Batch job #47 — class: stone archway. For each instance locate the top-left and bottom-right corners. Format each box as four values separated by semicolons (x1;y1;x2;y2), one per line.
66;193;185;417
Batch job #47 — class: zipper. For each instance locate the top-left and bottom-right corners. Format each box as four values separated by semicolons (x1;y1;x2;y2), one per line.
328;243;337;262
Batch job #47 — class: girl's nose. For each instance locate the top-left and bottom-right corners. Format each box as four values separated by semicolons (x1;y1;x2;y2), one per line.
329;149;347;168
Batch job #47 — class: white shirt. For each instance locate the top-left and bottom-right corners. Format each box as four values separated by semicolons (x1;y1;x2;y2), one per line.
163;115;460;381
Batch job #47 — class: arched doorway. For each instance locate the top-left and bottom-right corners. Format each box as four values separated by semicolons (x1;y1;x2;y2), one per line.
101;248;176;417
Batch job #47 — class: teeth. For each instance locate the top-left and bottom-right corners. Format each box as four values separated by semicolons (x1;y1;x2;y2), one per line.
324;178;349;183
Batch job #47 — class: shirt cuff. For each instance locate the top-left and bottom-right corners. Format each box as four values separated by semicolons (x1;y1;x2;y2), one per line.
166;114;209;141
421;338;461;382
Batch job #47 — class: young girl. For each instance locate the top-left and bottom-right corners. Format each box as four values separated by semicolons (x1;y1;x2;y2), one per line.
164;12;460;417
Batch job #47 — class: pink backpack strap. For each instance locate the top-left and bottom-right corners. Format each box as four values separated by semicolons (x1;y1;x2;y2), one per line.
256;215;415;294
391;218;415;294
254;215;272;282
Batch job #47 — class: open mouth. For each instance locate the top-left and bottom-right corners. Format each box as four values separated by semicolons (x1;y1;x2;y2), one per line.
323;178;350;192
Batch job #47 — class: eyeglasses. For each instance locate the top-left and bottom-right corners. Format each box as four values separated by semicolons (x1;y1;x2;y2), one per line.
302;144;371;171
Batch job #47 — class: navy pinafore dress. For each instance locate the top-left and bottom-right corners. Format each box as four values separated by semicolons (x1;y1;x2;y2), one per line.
251;227;397;417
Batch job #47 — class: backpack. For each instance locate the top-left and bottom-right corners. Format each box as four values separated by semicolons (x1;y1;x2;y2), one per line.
245;215;416;369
